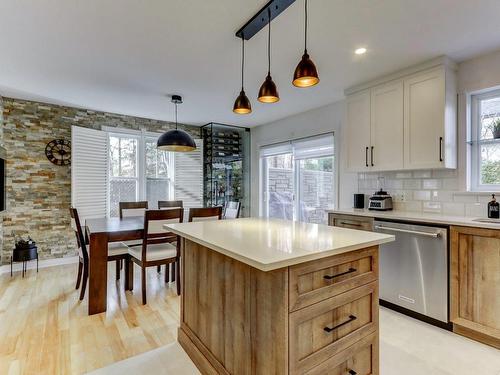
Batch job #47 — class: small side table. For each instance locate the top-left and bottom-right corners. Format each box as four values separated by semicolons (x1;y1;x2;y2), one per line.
11;246;38;277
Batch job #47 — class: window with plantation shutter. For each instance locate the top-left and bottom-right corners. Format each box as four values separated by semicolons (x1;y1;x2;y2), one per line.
71;126;108;221
174;139;203;209
72;126;203;219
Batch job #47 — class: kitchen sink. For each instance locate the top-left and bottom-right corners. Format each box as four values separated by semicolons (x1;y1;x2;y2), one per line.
472;218;500;224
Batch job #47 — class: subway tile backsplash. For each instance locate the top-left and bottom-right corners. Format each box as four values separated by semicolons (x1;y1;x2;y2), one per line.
357;169;495;217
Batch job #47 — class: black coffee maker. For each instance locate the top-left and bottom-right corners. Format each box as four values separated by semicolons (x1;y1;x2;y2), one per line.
353;194;365;209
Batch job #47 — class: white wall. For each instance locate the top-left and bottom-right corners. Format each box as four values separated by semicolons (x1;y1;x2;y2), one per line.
250;100;357;217
458;49;500;93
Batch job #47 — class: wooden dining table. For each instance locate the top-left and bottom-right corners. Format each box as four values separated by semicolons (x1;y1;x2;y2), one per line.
85;216;144;315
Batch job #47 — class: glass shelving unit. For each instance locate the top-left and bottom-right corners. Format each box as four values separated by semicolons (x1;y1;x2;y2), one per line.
201;123;250;217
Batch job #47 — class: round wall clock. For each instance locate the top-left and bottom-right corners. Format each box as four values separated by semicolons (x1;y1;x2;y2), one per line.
45;139;71;166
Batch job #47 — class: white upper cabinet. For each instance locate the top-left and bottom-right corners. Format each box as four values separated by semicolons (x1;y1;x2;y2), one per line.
346;89;371;172
370;80;404;171
345;83;404;172
404;67;456;169
345;58;457;172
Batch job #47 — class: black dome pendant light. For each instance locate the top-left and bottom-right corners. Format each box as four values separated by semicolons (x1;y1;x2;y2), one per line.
258;8;279;103
157;95;196;152
233;36;252;114
293;0;319;88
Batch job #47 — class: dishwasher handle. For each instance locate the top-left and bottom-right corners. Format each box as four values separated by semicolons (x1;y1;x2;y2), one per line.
374;225;441;238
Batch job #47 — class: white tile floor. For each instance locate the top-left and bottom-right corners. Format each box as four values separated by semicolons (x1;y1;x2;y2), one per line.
380;308;500;375
89;307;500;375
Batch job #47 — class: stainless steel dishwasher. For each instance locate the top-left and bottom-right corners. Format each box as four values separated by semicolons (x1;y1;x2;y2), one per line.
374;220;449;324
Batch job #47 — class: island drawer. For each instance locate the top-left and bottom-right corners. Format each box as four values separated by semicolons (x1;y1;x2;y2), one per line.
289;247;378;311
304;332;379;375
289;282;378;375
329;213;374;231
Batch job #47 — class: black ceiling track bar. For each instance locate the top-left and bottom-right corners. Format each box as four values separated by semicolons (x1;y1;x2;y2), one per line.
235;0;296;40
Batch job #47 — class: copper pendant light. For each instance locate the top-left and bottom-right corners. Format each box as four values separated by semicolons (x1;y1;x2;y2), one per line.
293;0;319;88
157;95;196;152
233;36;252;114
258;8;279;103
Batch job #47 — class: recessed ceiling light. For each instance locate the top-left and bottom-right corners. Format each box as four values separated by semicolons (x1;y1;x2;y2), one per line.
355;47;367;55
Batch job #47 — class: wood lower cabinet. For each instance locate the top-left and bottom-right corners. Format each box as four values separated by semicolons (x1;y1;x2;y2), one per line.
328;213;374;232
290;282;378;374
450;226;500;349
304;332;379;375
179;239;380;374
289;246;378;311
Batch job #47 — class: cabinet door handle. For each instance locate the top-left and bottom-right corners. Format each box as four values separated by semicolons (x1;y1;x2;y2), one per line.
340;221;362;227
348;370;357;375
365;147;369;167
324;315;357;333
439;137;443;162
371;146;374;166
323;268;357;280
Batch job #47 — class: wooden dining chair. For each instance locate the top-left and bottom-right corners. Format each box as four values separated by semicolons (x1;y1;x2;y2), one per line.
157;200;183;276
157;201;184;274
119;201;149;219
188;207;223;222
224;201;241;219
119;201;149;248
158;200;183;210
70;207;129;301
126;208;183;304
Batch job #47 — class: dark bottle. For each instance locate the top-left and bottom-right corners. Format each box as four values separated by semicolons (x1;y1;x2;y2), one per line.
488;194;499;219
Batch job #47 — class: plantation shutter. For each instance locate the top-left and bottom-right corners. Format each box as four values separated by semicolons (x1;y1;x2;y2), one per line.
174;139;203;209
71;126;108;221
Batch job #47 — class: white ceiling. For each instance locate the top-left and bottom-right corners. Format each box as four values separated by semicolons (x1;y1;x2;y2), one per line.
1;0;500;127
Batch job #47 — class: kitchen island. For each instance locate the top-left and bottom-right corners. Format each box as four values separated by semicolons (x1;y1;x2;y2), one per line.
165;218;394;375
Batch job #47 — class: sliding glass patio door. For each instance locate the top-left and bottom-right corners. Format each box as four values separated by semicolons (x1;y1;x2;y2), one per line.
260;143;295;220
260;133;334;224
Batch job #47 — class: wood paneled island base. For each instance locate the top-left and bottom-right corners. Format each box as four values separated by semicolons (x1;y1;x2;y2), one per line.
178;239;380;375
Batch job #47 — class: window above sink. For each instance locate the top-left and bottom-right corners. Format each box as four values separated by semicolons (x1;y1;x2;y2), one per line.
469;89;500;192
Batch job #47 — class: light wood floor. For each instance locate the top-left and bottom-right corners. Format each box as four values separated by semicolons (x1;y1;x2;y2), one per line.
0;262;180;375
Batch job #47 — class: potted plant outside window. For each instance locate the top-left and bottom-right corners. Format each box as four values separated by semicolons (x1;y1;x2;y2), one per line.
493;119;500;139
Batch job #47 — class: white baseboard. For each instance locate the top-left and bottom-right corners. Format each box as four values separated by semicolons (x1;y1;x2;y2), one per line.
0;256;79;275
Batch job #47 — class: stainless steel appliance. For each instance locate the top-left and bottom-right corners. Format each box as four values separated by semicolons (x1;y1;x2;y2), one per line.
374;220;448;324
368;189;393;211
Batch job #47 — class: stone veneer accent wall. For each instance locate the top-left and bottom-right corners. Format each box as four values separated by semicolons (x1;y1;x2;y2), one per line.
1;97;200;264
0;96;4;264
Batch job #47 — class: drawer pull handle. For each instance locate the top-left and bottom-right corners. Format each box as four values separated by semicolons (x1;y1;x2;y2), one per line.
324;315;357;333
348;370;357;375
323;268;357;280
340;221;362;227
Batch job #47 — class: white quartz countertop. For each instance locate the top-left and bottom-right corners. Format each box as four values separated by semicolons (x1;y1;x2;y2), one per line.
165;218;394;271
329;208;500;230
